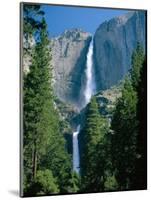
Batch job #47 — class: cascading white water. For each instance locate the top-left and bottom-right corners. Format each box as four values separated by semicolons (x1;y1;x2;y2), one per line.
73;125;80;173
73;39;95;174
84;39;95;106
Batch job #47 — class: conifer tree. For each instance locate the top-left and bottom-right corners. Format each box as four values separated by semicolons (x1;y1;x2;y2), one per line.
132;58;147;189
130;44;146;189
23;12;73;195
23;4;44;37
131;43;144;89
111;78;138;190
81;97;109;192
110;43;146;190
23;18;54;180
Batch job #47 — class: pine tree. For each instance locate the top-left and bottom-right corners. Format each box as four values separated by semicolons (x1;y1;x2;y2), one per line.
23;4;44;37
130;44;146;189
27;169;59;196
23;14;73;195
23;18;54;181
81;97;109;192
40;133;73;193
111;77;138;190
132;58;147;189
110;43;146;190
131;43;144;89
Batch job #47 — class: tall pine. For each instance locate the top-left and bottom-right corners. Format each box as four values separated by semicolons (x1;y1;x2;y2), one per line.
111;43;146;190
131;43;144;89
111;78;138;190
23;10;74;195
81;97;109;192
23;18;54;181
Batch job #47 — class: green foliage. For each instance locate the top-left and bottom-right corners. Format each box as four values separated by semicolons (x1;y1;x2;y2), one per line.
80;43;146;193
131;43;144;89
71;172;81;193
25;170;59;196
132;58;147;189
23;19;52;181
31;170;59;195
23;4;44;36
110;43;146;190
64;172;81;193
111;78;138;189
81;97;110;192
104;174;118;191
23;7;73;196
40;136;73;193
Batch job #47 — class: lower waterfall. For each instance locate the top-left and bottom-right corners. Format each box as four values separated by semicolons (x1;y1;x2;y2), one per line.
73;125;80;173
72;38;95;174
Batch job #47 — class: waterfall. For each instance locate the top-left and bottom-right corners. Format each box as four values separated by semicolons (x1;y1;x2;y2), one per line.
72;38;95;174
84;39;95;106
73;125;80;173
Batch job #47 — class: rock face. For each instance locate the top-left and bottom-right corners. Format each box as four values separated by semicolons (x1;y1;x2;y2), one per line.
23;11;146;110
93;11;146;91
51;29;92;109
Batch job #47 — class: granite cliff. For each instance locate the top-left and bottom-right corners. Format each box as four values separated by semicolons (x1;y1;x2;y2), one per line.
23;11;146;109
93;11;146;91
51;29;92;108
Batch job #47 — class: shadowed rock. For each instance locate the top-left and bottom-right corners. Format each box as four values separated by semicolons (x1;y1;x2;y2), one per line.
93;11;146;91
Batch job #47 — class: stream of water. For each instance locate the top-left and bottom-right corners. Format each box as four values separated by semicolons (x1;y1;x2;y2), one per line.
84;39;95;105
72;39;95;174
73;125;80;173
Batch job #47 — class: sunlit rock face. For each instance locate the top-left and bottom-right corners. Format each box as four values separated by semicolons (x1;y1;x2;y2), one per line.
93;11;146;91
51;29;92;109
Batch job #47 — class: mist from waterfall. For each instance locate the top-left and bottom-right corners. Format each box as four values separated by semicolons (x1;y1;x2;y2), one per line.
73;38;95;174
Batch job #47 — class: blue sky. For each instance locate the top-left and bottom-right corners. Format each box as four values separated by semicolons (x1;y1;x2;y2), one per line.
42;5;130;37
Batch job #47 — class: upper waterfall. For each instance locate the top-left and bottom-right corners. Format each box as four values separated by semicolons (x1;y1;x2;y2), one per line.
84;39;96;106
72;38;96;174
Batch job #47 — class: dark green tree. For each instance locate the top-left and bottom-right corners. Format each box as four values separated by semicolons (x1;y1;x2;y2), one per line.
40;134;74;193
63;172;81;193
111;77;138;190
131;43;144;89
81;97;109;192
23;11;73;195
132;58;147;189
26;170;59;196
23;18;54;181
23;4;44;37
110;43;146;190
